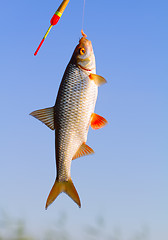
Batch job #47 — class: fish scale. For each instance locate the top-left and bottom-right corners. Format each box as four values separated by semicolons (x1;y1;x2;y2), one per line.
55;63;98;182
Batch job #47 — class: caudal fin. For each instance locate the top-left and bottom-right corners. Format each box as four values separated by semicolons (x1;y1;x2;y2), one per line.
45;179;81;209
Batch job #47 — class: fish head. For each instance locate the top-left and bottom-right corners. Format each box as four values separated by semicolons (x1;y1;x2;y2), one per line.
71;31;96;73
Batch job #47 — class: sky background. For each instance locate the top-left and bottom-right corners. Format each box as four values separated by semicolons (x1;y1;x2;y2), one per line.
0;0;168;239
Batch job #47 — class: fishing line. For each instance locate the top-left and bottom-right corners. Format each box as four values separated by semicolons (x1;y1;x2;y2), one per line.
82;0;86;31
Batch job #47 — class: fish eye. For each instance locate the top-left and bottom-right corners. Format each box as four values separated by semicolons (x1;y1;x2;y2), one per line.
79;48;86;55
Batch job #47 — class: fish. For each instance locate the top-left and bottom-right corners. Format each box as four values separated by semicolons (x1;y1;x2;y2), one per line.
30;31;107;209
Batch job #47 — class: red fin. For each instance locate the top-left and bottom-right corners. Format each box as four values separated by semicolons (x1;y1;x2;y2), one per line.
91;113;108;130
45;178;81;209
72;143;94;160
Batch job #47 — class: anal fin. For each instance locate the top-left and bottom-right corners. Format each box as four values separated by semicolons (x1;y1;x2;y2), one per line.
91;113;108;130
72;143;94;160
30;106;55;130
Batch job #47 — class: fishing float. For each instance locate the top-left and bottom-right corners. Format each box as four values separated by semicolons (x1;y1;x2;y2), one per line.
34;0;70;56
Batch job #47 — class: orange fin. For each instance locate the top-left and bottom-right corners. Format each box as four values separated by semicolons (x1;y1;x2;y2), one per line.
89;74;107;86
91;113;108;130
72;143;94;160
45;178;81;209
30;107;54;130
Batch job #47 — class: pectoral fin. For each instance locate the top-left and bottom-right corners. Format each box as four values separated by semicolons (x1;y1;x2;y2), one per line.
89;74;107;86
72;143;94;160
91;113;108;130
30;107;55;130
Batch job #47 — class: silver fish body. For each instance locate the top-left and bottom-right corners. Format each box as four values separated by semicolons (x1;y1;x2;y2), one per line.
30;33;107;209
55;62;97;182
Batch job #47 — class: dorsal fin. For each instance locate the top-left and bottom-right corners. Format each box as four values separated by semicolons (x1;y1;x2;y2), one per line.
30;107;55;130
72;143;94;160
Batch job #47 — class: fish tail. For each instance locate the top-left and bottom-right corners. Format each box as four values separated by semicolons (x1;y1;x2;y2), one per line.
45;178;81;209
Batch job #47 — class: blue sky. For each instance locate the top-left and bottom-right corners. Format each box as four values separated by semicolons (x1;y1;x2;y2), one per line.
0;0;168;239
